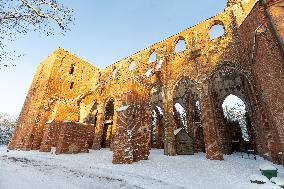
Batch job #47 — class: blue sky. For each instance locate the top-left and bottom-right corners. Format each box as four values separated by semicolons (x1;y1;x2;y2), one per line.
0;0;228;116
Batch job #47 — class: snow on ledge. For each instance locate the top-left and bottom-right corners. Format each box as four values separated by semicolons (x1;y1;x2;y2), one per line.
116;105;129;112
174;128;182;135
46;119;54;124
260;164;277;171
104;120;113;124
155;59;163;70
144;69;154;77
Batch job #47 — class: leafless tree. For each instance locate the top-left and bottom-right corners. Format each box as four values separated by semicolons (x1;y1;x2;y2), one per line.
0;113;17;145
0;0;74;69
223;103;249;141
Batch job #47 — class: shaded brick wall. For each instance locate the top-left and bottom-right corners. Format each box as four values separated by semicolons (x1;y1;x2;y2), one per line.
9;48;100;151
112;77;151;164
56;122;93;154
39;121;61;152
236;1;284;162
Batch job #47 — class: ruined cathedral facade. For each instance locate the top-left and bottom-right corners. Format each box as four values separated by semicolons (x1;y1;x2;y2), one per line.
9;0;284;164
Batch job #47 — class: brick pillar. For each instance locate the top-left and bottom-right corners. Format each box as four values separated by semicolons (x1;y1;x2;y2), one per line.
92;104;104;150
162;89;176;156
215;104;232;155
199;85;223;160
112;85;151;164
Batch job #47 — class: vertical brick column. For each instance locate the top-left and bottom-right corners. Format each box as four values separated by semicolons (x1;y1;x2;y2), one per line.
215;104;232;155
199;85;223;160
112;83;151;164
161;87;176;156
112;105;133;164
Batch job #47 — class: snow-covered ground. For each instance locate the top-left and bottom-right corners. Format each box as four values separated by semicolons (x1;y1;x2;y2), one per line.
0;145;283;189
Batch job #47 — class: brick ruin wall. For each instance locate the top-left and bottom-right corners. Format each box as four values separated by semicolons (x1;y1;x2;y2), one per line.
112;77;151;164
8;0;284;164
8;49;100;151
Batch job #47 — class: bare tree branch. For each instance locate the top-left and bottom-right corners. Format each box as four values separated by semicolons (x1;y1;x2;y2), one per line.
0;0;74;69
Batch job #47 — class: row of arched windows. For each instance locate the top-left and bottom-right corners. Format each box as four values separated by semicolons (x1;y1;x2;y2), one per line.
71;23;225;80
113;24;225;76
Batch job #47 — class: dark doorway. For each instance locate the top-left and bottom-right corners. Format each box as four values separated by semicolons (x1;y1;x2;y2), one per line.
101;99;114;148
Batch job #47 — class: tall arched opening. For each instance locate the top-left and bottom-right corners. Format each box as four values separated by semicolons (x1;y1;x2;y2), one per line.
151;106;164;149
221;94;252;153
150;87;164;149
101;99;115;148
209;65;278;160
173;77;205;154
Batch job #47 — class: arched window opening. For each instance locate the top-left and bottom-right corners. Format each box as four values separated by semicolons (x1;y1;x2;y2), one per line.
175;38;187;53
174;103;188;130
149;51;157;63
70;82;74;89
222;94;249;141
151;106;164;149
129;60;135;71
210;24;225;40
69;64;75;74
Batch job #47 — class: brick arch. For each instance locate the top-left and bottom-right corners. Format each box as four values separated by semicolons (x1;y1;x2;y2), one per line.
209;20;226;30
172;76;202;140
205;61;253;85
205;62;256;114
172;76;199;101
169;74;197;97
103;98;116;116
206;63;280;160
79;99;99;123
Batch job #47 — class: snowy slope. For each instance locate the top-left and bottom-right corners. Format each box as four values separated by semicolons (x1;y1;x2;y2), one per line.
0;146;283;189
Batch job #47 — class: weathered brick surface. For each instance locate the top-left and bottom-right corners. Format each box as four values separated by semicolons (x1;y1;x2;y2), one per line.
39;121;61;152
56;122;91;154
199;86;223;160
9;0;284;164
86;125;96;149
112;77;151;164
